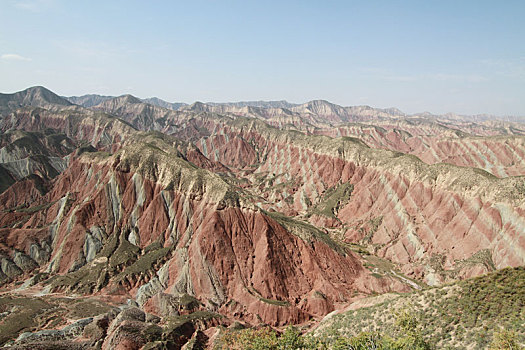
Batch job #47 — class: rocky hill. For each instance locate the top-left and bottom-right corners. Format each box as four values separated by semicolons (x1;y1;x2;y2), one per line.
0;86;72;115
141;97;187;111
66;94;115;108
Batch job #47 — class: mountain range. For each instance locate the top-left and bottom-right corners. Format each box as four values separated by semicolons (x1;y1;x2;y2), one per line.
63;90;524;123
0;86;523;349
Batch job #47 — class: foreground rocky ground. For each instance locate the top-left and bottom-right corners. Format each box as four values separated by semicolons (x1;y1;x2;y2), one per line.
1;266;523;349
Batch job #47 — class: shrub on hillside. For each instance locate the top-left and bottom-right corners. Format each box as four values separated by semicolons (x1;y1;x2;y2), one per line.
489;330;522;350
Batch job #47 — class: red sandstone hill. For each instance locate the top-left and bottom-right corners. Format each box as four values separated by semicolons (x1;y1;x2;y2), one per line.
0;86;524;348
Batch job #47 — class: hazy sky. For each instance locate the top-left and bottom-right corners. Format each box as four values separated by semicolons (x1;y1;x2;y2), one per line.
1;0;524;115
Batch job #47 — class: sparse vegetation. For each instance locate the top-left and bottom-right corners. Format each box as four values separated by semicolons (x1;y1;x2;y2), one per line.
114;245;171;283
0;296;51;345
316;267;525;349
0;295;114;345
489;330;523;350
308;182;354;219
15;200;56;214
215;312;433;349
265;210;347;255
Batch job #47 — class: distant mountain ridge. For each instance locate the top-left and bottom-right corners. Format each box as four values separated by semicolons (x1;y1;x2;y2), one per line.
206;100;299;109
0;86;521;124
0;86;72;115
141;96;187;110
64;91;524;123
66;94;114;107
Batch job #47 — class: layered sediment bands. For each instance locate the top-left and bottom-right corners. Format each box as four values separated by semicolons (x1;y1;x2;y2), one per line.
411;136;525;177
176;117;525;284
0;139;402;325
364;119;525;137
0;130;76;161
92;95;188;134
81;95;525;178
0;106;229;177
314;124;525;177
197;134;257;169
0;130;77;187
1;107;135;150
118;133;232;175
0;174;48;211
2;87;525;338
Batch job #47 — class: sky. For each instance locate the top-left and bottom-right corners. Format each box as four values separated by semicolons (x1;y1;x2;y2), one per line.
0;0;524;116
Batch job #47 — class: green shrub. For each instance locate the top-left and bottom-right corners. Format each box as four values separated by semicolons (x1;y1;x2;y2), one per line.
489;330;522;350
